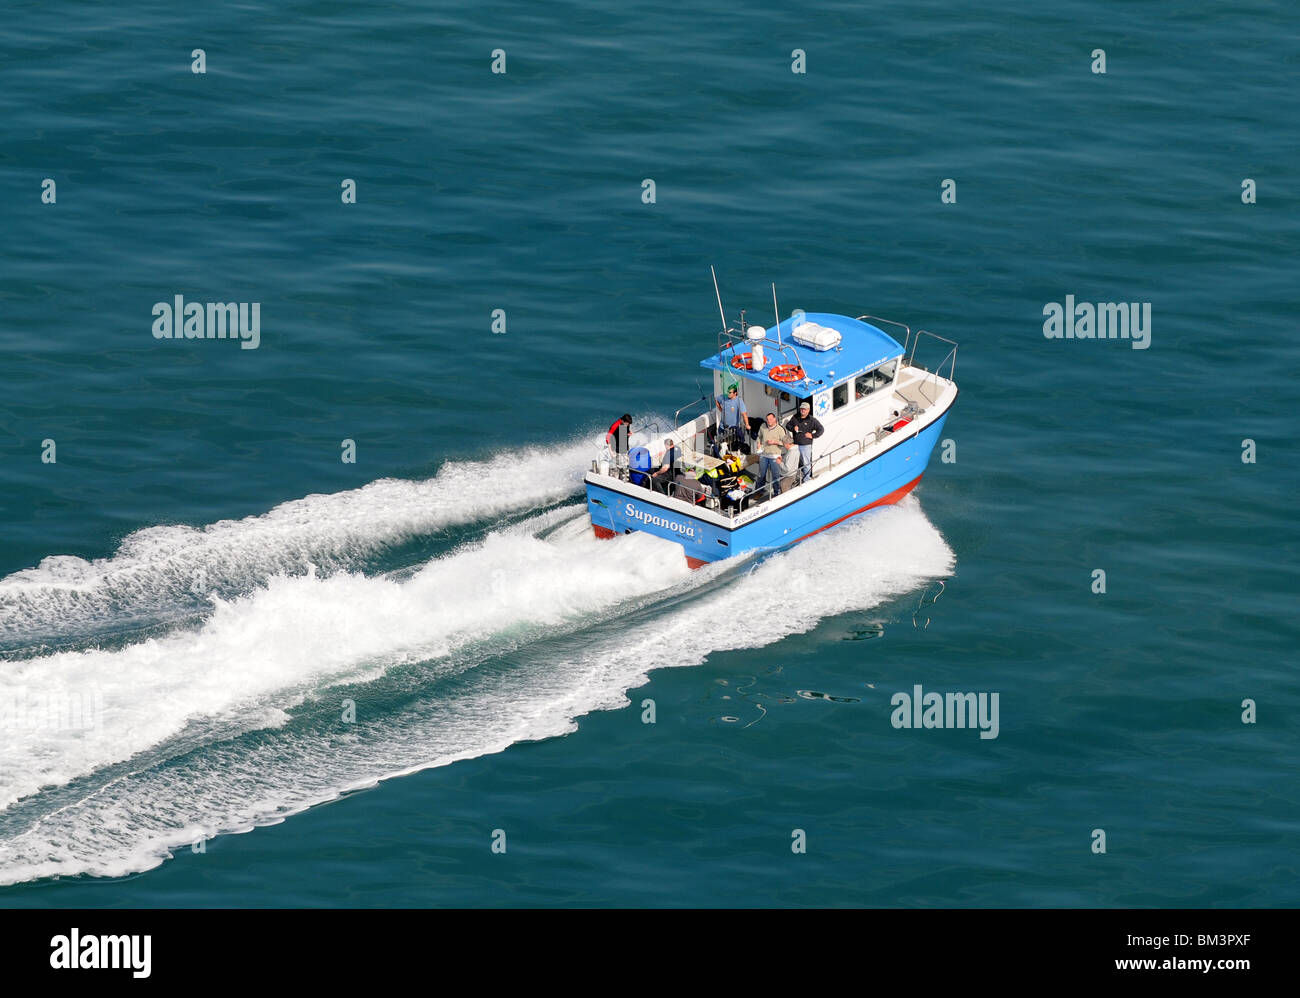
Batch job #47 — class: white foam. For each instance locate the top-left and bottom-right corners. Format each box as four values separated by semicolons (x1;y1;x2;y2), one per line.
0;510;689;813
0;437;597;643
0;497;952;885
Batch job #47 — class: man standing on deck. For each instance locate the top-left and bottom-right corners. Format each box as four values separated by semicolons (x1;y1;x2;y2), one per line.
715;385;749;455
785;401;824;484
755;411;794;498
606;413;632;464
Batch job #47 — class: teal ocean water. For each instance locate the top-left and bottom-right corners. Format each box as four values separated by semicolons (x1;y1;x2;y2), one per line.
1;1;1296;906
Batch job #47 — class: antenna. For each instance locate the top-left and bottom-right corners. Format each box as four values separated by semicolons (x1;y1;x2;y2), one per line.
711;266;728;339
771;283;782;347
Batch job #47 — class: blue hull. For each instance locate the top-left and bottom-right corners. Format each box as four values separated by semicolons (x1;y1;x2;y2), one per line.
586;410;950;565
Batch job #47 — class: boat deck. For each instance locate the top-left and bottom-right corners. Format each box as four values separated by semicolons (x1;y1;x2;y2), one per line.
594;363;956;521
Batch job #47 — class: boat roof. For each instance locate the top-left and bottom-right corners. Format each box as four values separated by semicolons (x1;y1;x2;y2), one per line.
700;313;904;394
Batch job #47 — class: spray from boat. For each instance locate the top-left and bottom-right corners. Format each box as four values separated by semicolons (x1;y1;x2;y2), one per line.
0;458;953;885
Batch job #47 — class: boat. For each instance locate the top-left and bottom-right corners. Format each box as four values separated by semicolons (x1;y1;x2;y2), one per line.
585;286;958;567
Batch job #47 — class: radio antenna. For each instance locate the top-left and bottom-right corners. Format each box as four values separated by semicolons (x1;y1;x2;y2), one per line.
771;282;782;347
711;266;728;339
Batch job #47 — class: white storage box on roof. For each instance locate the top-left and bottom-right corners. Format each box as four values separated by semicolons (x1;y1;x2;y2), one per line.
791;321;842;351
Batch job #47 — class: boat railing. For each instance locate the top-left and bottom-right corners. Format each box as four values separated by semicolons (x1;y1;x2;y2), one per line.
636;419;666;441
589;418;668;473
605;435;876;518
737;479;776;513
613;462;777;517
667;477;717;508
716;328;812;390
905;330;958;406
726;469;792;515
671;395;719;455
658;440;869;517
856;315;913;355
674;394;713;430
656;475;775;515
810;439;864;480
609;473;718;511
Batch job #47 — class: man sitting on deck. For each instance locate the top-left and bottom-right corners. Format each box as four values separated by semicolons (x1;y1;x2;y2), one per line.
650;438;680;495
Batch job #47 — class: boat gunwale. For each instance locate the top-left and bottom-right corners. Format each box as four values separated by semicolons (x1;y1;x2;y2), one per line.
585;384;958;533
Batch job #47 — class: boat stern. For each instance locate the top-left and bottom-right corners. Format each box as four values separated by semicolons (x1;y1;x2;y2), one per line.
584;476;732;567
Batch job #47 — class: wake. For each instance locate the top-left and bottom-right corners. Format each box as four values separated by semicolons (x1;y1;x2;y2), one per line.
0;436;954;886
0;437;596;647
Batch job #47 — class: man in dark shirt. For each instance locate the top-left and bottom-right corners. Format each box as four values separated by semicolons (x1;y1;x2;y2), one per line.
650;438;680;494
785;401;825;484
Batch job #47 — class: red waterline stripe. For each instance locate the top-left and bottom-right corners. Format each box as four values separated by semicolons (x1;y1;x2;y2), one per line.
790;474;924;545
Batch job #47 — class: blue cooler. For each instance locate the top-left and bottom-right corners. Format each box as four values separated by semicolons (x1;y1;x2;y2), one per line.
628;446;651;487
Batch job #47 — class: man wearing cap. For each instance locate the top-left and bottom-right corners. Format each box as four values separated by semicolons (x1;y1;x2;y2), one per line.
714;384;749;455
785;401;825;485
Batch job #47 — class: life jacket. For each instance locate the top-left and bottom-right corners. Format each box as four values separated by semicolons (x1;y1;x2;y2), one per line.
704;455;744;480
890;417;912;432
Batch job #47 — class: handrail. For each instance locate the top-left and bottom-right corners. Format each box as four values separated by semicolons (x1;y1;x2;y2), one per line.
809;438;864;480
906;329;958;406
715;325;742;360
634;419;664;441
605;438;875;518
596;419;667;472
907;329;958;369
715;321;817;393
673;395;713;431
627;470;724;512
719;337;808;384
630;462;781;516
856;315;913;356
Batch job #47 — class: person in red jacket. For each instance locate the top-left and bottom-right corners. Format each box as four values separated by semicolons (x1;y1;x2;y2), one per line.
606;413;632;463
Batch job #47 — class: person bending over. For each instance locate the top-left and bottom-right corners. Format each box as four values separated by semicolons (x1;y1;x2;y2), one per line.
650;438;680;494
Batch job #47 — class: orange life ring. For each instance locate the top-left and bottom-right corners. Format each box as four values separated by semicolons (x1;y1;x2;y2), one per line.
769;364;806;383
730;352;767;371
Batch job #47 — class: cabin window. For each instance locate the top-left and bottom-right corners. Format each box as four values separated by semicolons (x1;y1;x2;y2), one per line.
832;382;849;410
856;360;899;399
